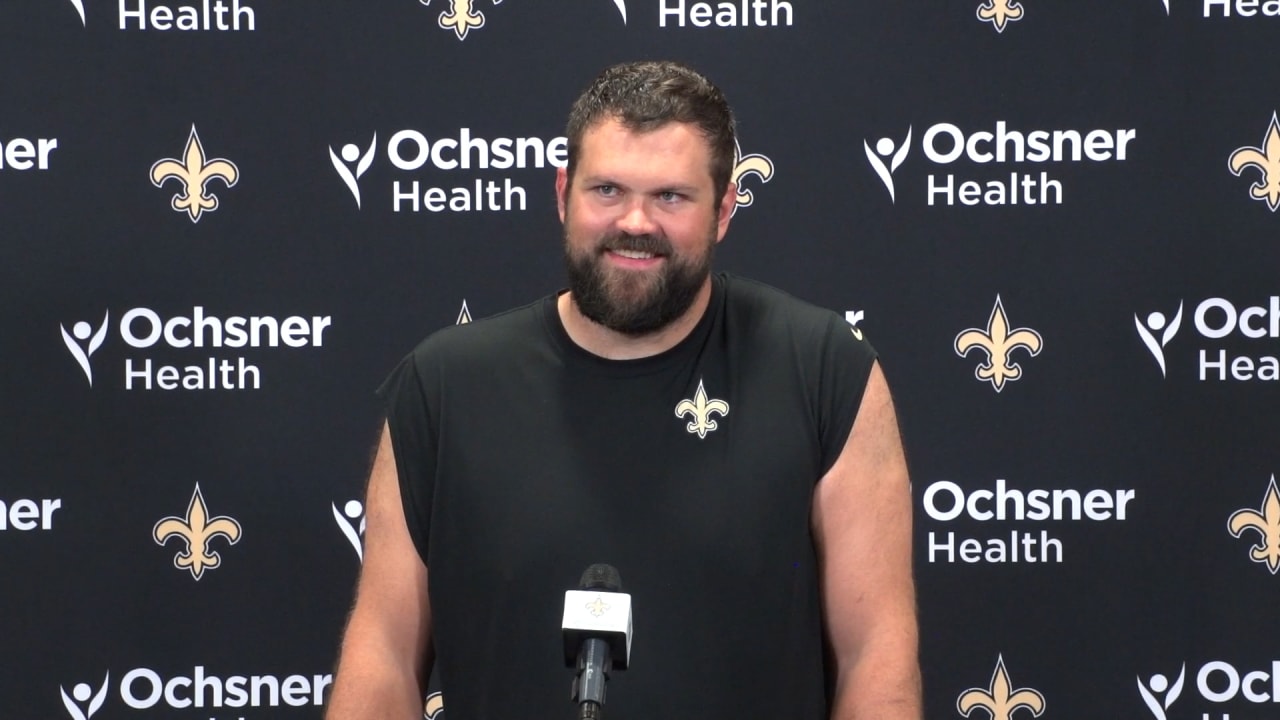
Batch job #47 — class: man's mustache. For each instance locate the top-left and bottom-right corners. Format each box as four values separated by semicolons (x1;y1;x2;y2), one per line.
598;233;672;256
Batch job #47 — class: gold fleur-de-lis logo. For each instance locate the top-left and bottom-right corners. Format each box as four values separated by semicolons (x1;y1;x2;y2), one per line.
1228;112;1280;212
424;691;445;720
730;140;774;214
674;379;730;439
957;655;1046;720
150;126;239;223
955;296;1043;392
586;596;610;617
977;0;1024;32
153;484;242;581
1228;475;1280;574
421;0;501;40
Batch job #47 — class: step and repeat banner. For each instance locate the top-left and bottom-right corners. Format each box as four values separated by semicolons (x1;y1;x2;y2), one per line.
3;1;1278;718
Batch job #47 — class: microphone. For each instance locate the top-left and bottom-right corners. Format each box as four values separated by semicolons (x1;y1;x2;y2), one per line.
563;564;632;720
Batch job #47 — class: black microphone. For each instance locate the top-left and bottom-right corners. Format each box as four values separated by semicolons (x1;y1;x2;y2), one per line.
563;564;632;720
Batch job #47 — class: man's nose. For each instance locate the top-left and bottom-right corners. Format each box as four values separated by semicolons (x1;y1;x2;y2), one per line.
615;199;658;236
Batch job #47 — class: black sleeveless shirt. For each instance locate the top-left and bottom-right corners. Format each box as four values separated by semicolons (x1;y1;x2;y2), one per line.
380;273;877;720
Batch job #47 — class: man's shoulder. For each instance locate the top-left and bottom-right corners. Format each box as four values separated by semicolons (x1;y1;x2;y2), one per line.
407;296;550;364
721;273;845;332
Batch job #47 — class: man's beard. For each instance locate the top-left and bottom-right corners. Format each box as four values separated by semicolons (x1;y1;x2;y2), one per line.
564;228;715;337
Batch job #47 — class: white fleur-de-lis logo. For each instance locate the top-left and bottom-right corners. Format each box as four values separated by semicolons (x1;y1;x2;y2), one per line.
674;379;729;439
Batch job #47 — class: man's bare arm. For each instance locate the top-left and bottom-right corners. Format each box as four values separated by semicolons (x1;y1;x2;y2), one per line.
326;422;434;719
812;362;922;719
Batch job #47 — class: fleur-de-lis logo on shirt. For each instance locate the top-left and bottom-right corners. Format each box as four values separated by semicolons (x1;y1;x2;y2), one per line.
153;484;242;580
977;0;1024;32
675;379;730;439
150;126;239;223
955;296;1043;392
730;140;774;213
957;655;1046;720
1228;475;1280;574
1228;112;1280;212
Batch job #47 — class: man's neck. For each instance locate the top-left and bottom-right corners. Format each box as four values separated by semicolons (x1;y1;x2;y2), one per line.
556;278;713;361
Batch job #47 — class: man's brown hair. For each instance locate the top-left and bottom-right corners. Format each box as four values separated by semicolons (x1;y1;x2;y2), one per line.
565;61;737;203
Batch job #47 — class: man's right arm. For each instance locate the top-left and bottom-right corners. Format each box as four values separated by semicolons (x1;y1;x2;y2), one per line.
326;421;434;719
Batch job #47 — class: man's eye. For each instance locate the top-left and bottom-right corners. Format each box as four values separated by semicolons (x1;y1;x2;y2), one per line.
659;191;682;203
596;185;618;197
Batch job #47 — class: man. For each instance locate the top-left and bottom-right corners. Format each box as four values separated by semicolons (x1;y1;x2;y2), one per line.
326;61;921;719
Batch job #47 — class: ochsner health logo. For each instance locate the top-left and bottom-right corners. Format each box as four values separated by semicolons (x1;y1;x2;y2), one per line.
61;312;110;386
1135;295;1280;382
329;134;377;209
1136;664;1184;720
61;673;110;720
333;499;365;561
1135;302;1183;378
60;306;332;391
863;120;1136;207
1136;660;1280;718
59;666;331;717
865;127;912;203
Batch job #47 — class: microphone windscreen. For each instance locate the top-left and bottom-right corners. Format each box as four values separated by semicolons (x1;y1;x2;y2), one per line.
579;563;622;592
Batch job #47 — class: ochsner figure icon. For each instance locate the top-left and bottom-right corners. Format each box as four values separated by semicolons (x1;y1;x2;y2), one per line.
1137;665;1184;720
61;312;109;386
329;134;377;209
60;673;109;720
333;500;366;562
864;127;912;202
1135;303;1183;378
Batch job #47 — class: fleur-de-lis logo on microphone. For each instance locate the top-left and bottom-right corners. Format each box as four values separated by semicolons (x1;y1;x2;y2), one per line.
60;673;109;720
61;312;110;386
957;655;1045;720
153;484;243;580
1228;475;1280;574
675;379;730;439
585;596;610;617
729;139;774;214
1228;112;1280;212
150;126;239;223
977;0;1025;32
955;296;1043;392
330;134;377;209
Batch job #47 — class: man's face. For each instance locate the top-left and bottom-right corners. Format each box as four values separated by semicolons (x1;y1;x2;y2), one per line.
556;118;734;336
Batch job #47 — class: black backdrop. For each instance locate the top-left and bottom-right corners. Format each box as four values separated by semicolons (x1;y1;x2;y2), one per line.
4;1;1279;719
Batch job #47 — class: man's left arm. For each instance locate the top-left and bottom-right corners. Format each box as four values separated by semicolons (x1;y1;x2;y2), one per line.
812;361;922;719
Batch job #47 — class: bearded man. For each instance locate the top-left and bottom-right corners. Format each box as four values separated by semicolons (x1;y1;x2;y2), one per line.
326;60;921;720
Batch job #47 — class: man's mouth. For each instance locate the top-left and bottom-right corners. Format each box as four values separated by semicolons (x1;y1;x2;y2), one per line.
610;248;659;260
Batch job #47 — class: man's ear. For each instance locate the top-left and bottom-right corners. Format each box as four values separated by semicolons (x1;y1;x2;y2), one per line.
716;181;737;241
556;166;569;223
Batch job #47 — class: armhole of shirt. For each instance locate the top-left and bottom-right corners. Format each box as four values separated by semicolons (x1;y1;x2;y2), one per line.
818;314;878;477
